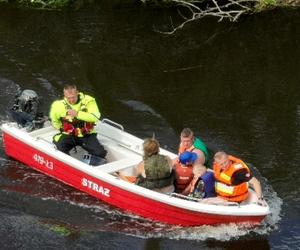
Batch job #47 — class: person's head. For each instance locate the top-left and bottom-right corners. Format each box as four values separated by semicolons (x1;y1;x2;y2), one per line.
213;151;231;170
63;84;79;105
180;128;195;149
179;151;198;165
143;138;160;159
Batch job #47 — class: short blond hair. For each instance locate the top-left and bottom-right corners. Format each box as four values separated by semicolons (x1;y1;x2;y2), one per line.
214;151;228;162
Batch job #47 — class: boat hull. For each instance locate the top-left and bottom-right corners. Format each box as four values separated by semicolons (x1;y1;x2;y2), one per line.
2;131;267;226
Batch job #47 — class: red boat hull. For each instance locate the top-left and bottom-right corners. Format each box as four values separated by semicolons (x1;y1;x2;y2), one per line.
2;132;265;226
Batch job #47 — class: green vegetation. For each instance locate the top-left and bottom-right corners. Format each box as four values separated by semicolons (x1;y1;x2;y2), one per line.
0;0;95;9
48;224;72;236
256;0;278;11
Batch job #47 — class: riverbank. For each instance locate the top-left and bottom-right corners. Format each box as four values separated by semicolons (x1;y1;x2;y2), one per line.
0;0;299;10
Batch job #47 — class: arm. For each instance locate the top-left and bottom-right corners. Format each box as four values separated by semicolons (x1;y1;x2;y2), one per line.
135;161;145;177
76;98;101;123
166;155;175;172
248;176;263;199
182;164;206;195
249;176;267;206
193;148;206;165
49;100;64;130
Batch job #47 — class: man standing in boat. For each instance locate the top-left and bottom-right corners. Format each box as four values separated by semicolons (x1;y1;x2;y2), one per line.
49;84;107;165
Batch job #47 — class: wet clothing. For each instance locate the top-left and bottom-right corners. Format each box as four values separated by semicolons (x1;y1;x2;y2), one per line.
136;154;174;190
49;92;107;158
213;155;251;202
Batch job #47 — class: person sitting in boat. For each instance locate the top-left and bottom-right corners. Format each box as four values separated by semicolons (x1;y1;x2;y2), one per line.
175;128;209;166
187;164;216;199
208;151;266;205
49;84;107;165
175;151;208;195
134;138;175;194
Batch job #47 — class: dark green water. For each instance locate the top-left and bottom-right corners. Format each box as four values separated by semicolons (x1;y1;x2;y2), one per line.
0;3;299;249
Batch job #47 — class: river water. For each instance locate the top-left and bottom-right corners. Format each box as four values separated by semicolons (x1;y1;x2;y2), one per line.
0;2;299;249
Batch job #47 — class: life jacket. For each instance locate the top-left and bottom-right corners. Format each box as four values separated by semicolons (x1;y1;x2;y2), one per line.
174;144;196;193
174;162;194;193
62;117;94;137
61;95;95;137
213;155;250;202
190;171;216;198
136;154;174;189
175;139;206;193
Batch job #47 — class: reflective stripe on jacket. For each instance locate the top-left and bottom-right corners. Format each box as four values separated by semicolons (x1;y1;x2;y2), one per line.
50;92;100;137
213;155;250;202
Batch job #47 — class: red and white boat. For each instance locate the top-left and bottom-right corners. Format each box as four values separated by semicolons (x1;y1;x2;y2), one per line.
0;119;270;226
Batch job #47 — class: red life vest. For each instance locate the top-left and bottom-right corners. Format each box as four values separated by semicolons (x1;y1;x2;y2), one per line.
61;99;95;137
175;163;193;193
213;155;250;202
62;118;94;137
174;145;195;193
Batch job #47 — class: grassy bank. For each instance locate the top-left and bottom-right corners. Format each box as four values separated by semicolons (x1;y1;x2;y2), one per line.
0;0;96;9
0;0;298;11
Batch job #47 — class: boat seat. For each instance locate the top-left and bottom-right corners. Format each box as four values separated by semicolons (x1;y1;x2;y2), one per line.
96;158;140;173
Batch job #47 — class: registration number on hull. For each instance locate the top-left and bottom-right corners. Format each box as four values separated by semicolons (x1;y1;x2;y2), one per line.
33;153;54;170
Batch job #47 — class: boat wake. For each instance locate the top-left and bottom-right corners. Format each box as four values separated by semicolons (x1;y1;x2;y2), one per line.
0;157;282;241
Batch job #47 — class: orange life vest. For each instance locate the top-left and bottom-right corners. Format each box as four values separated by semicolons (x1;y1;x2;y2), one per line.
213;155;250;202
178;143;195;155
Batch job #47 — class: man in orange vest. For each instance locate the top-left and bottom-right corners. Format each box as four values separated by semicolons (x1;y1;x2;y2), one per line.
212;151;266;204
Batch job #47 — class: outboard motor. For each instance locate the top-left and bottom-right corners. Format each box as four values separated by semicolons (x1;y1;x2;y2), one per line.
9;89;46;131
